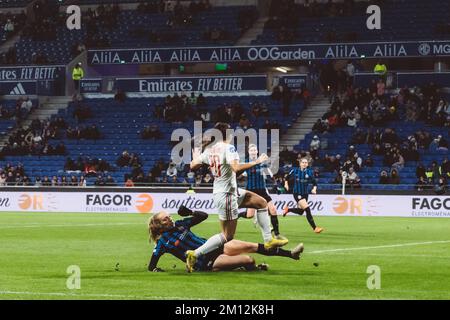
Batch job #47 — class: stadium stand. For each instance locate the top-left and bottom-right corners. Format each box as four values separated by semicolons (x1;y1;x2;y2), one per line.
254;0;450;44
13;1;258;64
0;93;305;186
292;84;450;191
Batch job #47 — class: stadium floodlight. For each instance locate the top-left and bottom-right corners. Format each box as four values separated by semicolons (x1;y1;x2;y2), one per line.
276;67;288;73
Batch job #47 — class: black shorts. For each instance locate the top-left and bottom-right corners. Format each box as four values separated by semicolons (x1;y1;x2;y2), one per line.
195;247;224;272
293;193;308;202
250;189;272;203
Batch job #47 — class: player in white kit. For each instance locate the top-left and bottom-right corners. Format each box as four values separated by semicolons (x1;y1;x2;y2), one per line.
186;122;288;272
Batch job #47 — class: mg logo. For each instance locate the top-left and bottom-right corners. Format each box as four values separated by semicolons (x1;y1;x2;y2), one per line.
418;43;431;56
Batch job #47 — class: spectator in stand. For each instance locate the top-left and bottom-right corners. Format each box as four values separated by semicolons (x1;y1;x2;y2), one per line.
379;170;389;184
0;173;6;186
415;176;429;191
376;79;386;98
345;60;355;85
166;162;177;177
389;169;401;185
70;176;79;186
441;157;450;180
202;173;213;185
114;89;126;103
346;167;361;189
437;135;449;151
116;151;132;167
141;124;161;139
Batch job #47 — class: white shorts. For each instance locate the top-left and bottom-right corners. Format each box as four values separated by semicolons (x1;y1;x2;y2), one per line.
213;189;247;221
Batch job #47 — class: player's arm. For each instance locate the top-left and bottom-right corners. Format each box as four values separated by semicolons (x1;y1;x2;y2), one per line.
310;170;318;194
284;170;294;191
177;205;208;227
235;169;248;178
148;250;164;272
230;154;269;173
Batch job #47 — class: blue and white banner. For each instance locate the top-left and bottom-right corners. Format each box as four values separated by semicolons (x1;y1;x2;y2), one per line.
88;41;450;65
80;79;102;93
0;65;65;81
116;75;267;93
0;81;37;95
278;74;307;89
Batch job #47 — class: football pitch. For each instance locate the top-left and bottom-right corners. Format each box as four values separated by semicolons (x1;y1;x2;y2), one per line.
0;211;449;300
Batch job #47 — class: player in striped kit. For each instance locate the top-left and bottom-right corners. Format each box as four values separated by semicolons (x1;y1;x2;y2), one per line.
147;206;304;272
283;158;324;233
239;144;287;240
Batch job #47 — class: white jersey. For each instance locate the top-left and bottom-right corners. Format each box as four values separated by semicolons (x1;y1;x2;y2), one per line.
200;142;239;194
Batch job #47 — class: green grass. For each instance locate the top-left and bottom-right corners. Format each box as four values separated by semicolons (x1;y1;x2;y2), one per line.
0;211;449;300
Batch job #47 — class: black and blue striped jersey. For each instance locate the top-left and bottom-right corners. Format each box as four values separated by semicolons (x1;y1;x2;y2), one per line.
148;214;208;270
245;163;269;190
288;167;317;195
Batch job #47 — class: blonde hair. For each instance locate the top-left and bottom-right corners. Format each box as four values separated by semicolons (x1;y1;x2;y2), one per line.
148;212;165;243
248;144;258;150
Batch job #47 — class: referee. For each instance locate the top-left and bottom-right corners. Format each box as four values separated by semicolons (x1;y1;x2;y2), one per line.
283;158;323;233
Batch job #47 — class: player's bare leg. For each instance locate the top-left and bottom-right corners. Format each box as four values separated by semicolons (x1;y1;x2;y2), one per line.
186;220;237;273
212;255;257;271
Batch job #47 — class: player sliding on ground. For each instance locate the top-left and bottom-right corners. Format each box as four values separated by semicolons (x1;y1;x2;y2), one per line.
147;206;304;272
187;122;288;272
283;158;324;233
238;144;287;240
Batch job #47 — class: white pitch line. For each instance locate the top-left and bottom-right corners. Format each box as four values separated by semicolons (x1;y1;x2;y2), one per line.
0;222;143;229
0;290;206;300
309;240;450;254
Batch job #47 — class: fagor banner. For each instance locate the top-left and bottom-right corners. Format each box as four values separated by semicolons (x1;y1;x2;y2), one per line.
88;41;450;65
116;75;267;93
0;191;449;217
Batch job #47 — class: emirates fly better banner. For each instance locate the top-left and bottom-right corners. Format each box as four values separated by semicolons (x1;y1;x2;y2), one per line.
0;191;449;217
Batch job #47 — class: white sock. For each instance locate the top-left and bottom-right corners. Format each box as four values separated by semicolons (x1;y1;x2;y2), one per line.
194;233;226;257
257;208;272;243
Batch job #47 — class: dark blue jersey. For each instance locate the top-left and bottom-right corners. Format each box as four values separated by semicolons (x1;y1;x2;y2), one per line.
148;214;208;270
288;167;317;195
245;163;268;190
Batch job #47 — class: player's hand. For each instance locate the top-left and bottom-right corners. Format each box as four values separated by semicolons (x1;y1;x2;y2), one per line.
311;187;317;194
256;153;269;164
152;267;165;272
178;205;193;217
192;146;201;161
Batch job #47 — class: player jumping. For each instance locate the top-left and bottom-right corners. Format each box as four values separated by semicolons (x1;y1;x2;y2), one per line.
187;122;288;272
238;144;287;240
147;206;304;272
283;158;324;233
